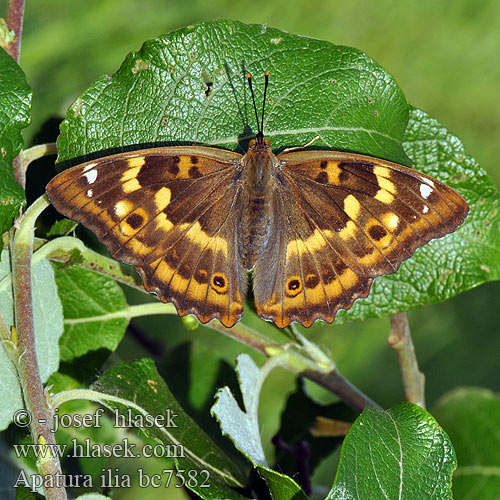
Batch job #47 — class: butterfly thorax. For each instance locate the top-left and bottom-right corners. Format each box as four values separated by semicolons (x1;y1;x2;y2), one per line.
239;135;277;270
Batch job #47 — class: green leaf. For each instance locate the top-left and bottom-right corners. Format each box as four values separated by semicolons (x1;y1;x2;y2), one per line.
0;249;64;430
433;387;500;500
336;106;500;323
327;403;456;500
55;20;496;325
46;218;79;237
91;358;247;493
212;354;308;499
53;266;128;361
257;467;308;500
174;460;252;500
57;20;409;165
0;48;31;235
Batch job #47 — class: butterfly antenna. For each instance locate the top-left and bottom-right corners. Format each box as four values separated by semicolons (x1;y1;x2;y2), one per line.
247;72;261;135
261;70;269;134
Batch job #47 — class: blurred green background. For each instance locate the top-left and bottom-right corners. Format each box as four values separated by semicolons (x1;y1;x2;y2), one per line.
3;0;498;497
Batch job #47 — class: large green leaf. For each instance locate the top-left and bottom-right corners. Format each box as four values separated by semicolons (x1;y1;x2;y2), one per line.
0;249;64;430
0;48;31;235
55;20;496;325
327;403;456;500
91;358;248;497
433;387;500;500
57;20;408;165
53;266;128;361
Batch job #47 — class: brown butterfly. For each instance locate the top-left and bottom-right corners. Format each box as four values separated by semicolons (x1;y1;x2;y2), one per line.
46;72;469;328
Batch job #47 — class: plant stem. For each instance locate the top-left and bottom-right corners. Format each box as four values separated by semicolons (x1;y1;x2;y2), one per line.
22;142;58;171
35;234;143;291
388;312;426;408
11;196;67;500
5;0;25;188
5;0;24;62
207;321;379;412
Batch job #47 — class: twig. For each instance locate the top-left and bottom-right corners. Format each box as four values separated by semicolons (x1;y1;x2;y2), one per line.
22;143;58;171
5;0;24;62
207;321;379;412
11;197;67;500
388;312;426;408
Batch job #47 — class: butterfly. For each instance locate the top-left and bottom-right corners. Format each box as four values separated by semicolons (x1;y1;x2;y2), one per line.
46;72;469;329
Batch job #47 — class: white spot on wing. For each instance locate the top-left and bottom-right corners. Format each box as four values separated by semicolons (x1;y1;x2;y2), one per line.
423;205;429;213
86;189;93;197
420;183;433;199
83;169;98;184
83;163;98;172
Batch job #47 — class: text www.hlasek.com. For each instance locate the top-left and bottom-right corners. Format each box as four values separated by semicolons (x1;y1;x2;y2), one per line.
13;438;185;459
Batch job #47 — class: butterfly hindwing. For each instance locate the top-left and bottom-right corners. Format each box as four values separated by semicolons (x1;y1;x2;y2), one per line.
46;147;247;327
253;151;469;328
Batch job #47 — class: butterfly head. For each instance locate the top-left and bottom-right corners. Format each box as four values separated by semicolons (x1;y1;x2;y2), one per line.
248;135;271;151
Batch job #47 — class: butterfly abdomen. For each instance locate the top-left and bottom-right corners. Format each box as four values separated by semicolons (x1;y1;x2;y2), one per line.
239;149;276;270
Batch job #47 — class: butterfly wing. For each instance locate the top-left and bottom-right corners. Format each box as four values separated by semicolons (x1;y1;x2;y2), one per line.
47;147;247;327
253;151;469;328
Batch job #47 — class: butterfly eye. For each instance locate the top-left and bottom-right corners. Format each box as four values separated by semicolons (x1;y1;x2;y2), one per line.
286;276;303;297
248;139;256;149
211;273;228;294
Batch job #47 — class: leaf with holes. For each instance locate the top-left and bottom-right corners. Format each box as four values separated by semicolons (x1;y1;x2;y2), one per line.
57;20;409;166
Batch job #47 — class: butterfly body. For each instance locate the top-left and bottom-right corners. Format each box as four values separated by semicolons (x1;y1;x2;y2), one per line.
238;134;277;270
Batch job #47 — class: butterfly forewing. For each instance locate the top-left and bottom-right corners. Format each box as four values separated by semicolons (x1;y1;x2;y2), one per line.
253;151;469;328
46;147;247;327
